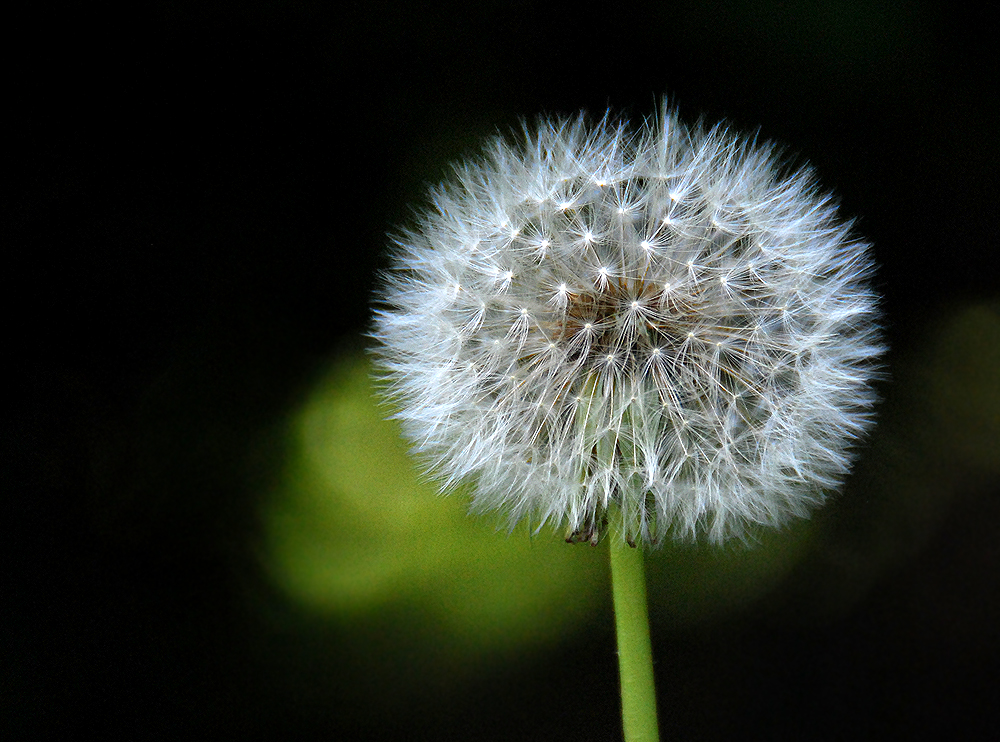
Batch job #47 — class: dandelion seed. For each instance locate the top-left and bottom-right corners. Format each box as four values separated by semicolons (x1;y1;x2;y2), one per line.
372;103;883;546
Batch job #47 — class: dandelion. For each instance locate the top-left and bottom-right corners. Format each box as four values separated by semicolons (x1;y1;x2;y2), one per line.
372;103;883;742
372;104;882;547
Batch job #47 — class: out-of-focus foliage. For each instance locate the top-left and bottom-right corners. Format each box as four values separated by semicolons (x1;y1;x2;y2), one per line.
263;354;608;661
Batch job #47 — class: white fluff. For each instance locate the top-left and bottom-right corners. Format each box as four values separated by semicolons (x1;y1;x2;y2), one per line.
373;105;883;545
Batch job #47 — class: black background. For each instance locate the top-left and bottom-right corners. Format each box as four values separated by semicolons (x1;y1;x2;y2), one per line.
8;1;999;739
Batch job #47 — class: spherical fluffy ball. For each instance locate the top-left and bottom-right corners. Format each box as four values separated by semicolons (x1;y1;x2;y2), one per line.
373;106;883;546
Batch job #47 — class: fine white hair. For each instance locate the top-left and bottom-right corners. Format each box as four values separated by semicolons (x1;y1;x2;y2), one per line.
373;104;883;546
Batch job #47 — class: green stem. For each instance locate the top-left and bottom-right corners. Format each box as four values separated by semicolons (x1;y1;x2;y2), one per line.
610;511;660;742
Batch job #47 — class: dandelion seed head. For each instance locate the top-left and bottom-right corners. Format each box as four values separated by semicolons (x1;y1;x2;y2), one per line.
373;104;883;546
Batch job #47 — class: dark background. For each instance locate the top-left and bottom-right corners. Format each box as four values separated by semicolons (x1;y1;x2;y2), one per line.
8;1;998;739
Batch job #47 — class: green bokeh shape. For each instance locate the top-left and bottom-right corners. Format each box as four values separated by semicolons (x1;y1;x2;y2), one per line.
263;353;608;660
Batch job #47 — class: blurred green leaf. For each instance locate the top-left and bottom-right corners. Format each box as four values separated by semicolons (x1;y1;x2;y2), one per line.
262;353;607;660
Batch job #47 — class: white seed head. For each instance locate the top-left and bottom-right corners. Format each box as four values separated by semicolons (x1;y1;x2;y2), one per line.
372;105;883;546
